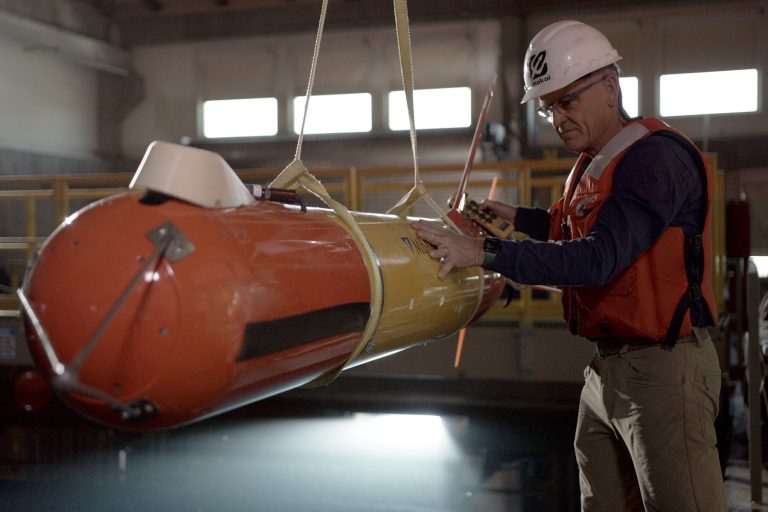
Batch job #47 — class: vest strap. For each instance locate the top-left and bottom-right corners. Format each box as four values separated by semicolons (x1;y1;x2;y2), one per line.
662;232;705;348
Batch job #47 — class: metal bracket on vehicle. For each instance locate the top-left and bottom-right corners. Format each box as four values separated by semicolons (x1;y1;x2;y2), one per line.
118;398;160;422
146;221;196;263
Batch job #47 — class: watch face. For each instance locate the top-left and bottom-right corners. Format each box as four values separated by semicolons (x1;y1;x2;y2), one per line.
484;237;501;254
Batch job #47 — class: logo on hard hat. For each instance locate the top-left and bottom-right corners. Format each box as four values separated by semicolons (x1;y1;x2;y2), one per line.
528;51;550;86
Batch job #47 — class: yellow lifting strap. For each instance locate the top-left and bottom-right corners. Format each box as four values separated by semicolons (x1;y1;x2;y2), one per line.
269;0;456;386
385;0;459;231
269;0;382;387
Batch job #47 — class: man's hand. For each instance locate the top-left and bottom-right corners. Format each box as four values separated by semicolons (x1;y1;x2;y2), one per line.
411;220;484;279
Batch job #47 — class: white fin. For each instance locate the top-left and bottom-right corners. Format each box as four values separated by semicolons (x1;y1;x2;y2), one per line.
129;141;254;208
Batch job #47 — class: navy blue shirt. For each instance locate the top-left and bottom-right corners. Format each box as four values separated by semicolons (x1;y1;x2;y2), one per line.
486;133;710;325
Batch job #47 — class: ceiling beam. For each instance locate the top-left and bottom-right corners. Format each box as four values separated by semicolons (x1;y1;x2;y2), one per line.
142;0;164;11
0;8;130;75
116;0;318;19
111;0;736;46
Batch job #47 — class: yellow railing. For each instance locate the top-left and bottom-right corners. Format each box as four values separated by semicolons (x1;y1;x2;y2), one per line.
0;156;725;323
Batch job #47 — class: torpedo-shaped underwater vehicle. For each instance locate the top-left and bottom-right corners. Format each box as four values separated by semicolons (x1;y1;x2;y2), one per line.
18;141;505;430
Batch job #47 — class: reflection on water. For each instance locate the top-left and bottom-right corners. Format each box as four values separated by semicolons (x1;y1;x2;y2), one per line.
0;404;579;512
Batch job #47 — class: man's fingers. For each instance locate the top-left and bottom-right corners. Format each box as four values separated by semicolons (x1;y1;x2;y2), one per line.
414;228;448;248
438;260;454;279
429;246;449;260
412;222;460;278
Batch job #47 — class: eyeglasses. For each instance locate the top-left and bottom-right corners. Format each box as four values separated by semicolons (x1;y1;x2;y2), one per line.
537;74;608;120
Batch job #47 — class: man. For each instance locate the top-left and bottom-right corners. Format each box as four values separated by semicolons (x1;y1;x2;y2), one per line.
413;20;726;512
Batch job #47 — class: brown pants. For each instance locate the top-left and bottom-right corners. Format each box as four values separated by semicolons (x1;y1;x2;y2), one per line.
575;330;726;511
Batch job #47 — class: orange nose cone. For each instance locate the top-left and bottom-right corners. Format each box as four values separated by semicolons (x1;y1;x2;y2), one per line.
24;192;372;430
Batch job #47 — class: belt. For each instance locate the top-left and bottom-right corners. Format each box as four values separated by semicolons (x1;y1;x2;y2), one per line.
593;333;699;359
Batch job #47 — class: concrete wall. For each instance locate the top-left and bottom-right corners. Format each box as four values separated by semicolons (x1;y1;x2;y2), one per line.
121;20;501;166
118;2;767;164
0;31;103;173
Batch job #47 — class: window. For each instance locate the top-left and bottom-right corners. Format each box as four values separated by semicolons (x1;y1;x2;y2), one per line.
752;256;768;278
660;69;758;117
293;93;372;135
202;98;278;138
619;77;639;118
389;87;472;130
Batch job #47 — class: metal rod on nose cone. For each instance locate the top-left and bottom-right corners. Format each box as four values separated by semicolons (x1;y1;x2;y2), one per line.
68;221;195;374
17;287;65;376
68;236;171;374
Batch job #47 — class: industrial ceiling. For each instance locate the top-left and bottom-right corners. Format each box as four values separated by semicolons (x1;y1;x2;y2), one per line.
76;0;727;45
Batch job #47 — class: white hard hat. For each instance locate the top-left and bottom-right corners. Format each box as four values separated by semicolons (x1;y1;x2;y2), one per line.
521;20;621;103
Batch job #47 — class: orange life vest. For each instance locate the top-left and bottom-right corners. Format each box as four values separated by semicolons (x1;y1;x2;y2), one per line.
547;118;716;344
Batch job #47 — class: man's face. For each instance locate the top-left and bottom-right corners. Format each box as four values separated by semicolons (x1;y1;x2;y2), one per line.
538;72;611;156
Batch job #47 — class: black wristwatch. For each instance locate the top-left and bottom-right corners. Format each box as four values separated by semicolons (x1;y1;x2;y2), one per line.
482;237;501;267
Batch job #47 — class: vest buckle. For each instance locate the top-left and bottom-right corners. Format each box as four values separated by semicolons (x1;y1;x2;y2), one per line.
687;285;702;300
687;233;702;249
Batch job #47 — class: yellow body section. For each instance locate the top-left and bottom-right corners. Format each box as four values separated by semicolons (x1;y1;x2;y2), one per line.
338;213;485;366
